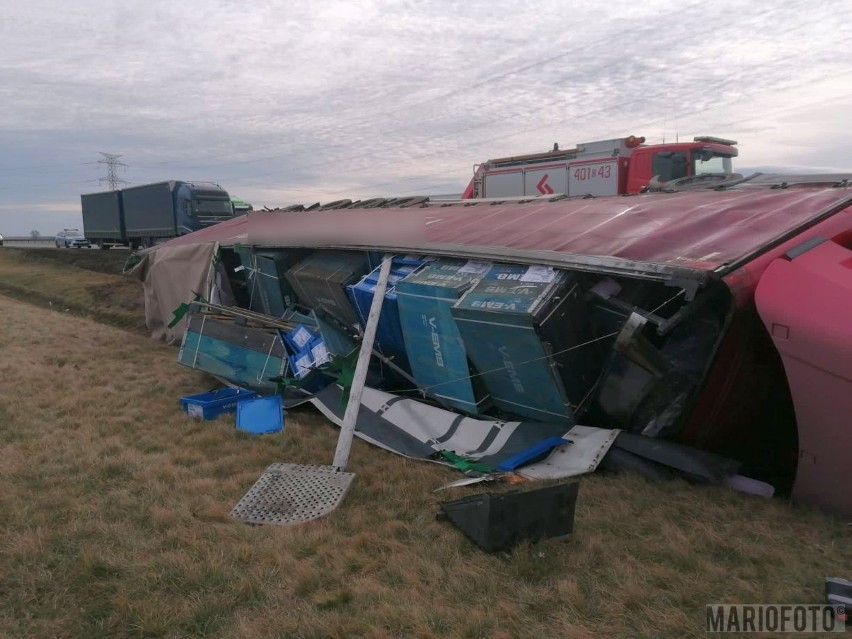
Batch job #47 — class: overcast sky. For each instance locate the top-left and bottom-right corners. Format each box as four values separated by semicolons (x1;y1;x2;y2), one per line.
1;0;851;236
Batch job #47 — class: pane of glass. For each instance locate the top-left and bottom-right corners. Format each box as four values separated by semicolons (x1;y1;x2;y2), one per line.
651;152;688;181
194;199;234;215
694;154;733;175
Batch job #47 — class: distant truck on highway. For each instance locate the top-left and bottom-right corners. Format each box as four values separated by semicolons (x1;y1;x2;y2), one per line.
230;196;253;215
81;181;235;249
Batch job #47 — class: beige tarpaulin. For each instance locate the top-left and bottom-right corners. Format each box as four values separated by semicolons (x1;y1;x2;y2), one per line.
129;242;219;343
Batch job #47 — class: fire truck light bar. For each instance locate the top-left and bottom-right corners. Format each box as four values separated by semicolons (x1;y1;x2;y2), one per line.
694;136;738;146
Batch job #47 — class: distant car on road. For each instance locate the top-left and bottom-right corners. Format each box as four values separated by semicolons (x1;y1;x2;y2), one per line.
55;229;90;248
0;232;4;247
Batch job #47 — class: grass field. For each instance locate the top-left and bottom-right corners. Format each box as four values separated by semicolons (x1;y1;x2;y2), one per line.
0;248;144;332
0;248;849;638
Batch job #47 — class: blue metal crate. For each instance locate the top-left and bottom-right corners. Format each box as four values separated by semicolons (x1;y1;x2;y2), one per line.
395;259;492;414
180;387;259;420
284;250;368;325
238;249;304;317
178;314;289;394
451;263;597;423
253;251;300;317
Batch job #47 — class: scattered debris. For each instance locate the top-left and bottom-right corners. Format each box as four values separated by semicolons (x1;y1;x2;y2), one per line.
604;432;741;484
308;384;571;471
437;482;580;553
230;463;355;526
722;475;775;498
495;437;572;472
230;257;394;525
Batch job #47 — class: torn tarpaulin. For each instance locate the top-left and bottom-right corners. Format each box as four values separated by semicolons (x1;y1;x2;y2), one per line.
309;383;569;467
306;384;619;479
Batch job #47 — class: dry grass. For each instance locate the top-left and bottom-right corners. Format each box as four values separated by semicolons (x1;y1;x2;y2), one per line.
0;248;144;332
0;253;849;638
5;246;133;275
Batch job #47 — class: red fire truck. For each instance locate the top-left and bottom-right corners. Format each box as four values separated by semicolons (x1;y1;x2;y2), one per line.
461;135;738;199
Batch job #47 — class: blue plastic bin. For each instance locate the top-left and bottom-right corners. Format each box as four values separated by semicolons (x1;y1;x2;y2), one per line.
283;324;316;353
346;255;428;373
288;349;314;379
236;395;284;434
180;387;259;420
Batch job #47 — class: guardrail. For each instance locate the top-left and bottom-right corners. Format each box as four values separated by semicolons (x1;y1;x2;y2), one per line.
1;237;58;247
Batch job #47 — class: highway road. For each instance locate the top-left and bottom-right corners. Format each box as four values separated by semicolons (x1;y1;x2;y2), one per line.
0;238;129;249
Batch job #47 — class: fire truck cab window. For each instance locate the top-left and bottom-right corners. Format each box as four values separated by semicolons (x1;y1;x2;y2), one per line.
652;151;688;181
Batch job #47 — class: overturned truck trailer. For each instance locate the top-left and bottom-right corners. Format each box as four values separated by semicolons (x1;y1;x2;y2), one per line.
138;176;852;518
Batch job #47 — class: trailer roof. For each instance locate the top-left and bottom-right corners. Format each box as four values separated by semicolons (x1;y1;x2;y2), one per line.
164;176;852;286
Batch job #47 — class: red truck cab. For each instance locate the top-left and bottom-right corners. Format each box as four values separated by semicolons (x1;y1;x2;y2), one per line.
625;136;739;193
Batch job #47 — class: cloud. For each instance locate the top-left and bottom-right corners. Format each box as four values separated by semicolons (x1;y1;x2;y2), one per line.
0;0;850;233
0;202;79;212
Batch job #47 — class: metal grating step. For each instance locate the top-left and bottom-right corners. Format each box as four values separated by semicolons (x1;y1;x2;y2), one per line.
230;463;355;526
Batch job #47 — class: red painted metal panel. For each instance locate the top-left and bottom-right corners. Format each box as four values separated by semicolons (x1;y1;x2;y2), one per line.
159;213;248;247
486;163;568;174
163;188;852;290
755;241;852;518
241;188;852;275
